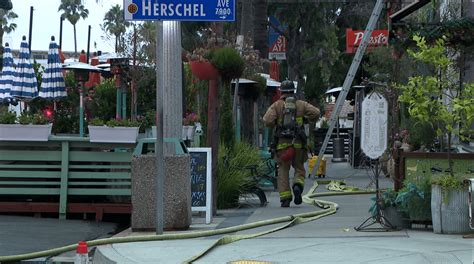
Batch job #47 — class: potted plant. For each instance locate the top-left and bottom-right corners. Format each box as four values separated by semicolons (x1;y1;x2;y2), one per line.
398;36;474;234
182;112;199;140
395;181;432;223
187;48;219;81
369;189;410;229
431;173;471;234
88;118;140;143
0;110;52;141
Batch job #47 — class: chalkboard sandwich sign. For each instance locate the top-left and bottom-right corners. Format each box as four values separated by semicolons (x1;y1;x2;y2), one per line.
188;147;212;224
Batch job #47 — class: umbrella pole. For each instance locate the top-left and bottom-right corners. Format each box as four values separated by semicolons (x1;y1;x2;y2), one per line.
79;82;84;137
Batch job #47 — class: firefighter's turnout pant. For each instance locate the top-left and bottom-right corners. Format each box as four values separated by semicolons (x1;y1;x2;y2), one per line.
276;145;307;202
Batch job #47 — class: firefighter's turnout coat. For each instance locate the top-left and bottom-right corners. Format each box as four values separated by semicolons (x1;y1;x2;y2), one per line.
262;94;320;202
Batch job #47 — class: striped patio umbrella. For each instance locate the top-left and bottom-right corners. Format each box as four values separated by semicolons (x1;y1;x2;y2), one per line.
0;43;14;103
11;36;38;99
39;36;66;101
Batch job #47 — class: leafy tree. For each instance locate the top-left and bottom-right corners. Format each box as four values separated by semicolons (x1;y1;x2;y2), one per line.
398;36;474;175
101;4;130;53
58;0;89;56
0;8;16;70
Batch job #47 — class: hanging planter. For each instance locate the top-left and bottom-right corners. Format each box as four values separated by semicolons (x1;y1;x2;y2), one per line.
189;60;219;80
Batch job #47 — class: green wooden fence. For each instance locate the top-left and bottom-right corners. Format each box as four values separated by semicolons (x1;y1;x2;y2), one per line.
0;136;187;219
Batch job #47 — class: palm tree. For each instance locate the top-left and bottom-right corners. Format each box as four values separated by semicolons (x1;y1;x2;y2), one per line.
102;4;130;53
0;9;17;70
137;21;156;64
58;0;89;56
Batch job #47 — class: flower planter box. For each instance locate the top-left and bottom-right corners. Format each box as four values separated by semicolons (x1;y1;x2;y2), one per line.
147;126;195;141
0;124;52;141
88;126;139;143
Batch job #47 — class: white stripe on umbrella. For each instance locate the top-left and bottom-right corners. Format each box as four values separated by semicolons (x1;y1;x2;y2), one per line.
0;43;14;103
39;36;66;100
11;36;38;99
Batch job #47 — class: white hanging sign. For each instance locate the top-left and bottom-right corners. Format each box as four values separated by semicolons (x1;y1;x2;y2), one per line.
361;92;388;159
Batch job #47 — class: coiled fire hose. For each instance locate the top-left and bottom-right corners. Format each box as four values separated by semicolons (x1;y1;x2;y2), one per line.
0;180;374;263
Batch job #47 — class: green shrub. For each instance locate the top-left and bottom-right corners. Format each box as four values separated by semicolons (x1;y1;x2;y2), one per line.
31;113;48;125
395;180;432;221
106;119;140;127
219;84;234;149
211;47;244;82
89;118;105;126
248;74;266;95
89;118;140;127
217;140;260;209
369;189;398;217
0;109;16;124
431;173;466;191
18;112;32;125
89;79;117;122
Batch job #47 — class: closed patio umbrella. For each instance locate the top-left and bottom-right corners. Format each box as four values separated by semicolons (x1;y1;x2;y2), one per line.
0;43;14;103
39;36;66;102
11;36;38;100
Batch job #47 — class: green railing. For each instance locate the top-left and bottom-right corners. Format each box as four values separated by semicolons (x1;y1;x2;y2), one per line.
0;136;187;219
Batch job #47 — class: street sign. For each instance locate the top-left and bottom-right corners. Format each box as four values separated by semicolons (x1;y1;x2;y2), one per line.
361;92;388;159
268;16;287;60
124;0;235;21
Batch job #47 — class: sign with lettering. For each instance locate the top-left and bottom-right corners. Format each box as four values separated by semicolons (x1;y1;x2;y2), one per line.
346;28;389;54
361;92;388;159
189;147;212;224
268;16;287;60
124;0;235;21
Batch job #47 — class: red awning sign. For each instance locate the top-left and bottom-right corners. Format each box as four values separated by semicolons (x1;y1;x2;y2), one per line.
346;29;389;54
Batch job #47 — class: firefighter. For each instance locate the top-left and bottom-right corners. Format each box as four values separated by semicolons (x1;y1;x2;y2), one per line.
263;80;320;207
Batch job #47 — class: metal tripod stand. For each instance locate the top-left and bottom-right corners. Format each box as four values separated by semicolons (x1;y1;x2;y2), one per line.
355;159;397;232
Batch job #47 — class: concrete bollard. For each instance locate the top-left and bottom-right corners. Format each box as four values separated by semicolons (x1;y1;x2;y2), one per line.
131;154;191;231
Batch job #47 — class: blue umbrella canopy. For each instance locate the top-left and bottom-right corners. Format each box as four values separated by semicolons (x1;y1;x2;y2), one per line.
0;42;14;103
39;36;66;100
11;36;38;99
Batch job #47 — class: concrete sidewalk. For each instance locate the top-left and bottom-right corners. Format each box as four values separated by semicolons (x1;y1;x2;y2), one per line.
94;161;474;264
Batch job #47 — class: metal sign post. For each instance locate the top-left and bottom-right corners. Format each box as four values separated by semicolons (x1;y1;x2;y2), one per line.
355;92;395;231
155;21;165;234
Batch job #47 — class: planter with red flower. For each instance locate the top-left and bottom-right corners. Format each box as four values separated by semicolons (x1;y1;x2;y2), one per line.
0;111;52;141
187;48;219;81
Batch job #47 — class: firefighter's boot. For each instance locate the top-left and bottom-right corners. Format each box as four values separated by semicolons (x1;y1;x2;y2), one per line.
280;199;291;208
293;184;303;205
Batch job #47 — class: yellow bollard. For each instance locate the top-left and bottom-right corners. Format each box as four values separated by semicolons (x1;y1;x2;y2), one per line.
308;155;326;178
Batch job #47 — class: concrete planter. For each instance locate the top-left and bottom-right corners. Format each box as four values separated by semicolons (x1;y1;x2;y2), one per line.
431;185;471;234
0;124;52;141
88;126;139;143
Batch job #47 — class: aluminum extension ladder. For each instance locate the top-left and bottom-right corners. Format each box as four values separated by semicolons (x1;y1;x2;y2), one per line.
309;0;386;178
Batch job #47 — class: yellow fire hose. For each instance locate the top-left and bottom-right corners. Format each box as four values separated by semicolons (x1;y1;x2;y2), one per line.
0;180;375;263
